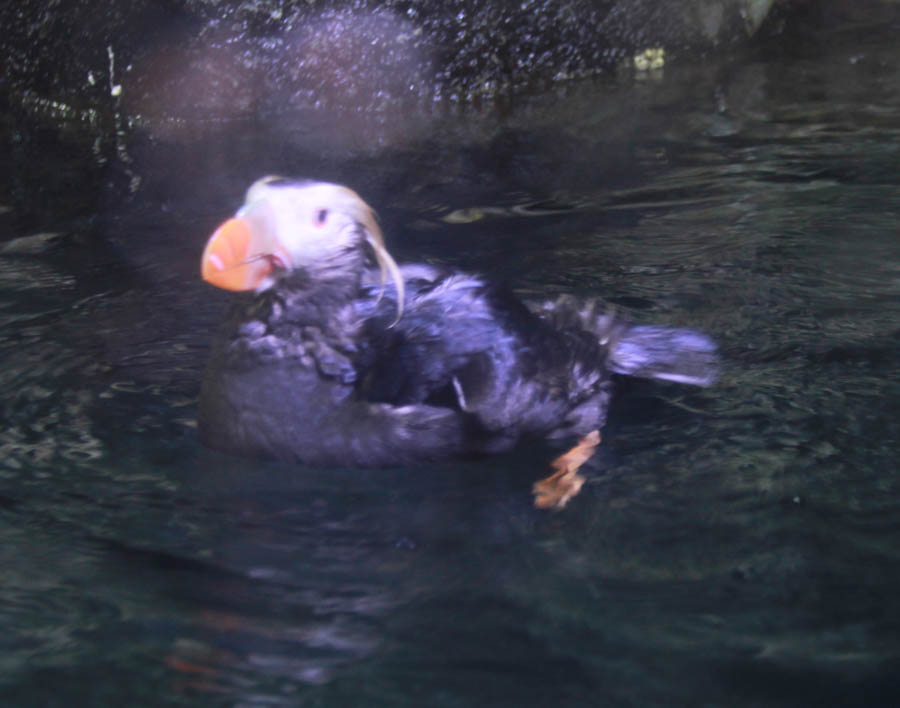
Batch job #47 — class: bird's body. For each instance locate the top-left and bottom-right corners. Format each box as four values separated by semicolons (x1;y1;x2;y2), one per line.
198;178;717;468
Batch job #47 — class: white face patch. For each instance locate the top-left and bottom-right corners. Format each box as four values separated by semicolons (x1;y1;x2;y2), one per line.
249;184;362;268
237;178;404;319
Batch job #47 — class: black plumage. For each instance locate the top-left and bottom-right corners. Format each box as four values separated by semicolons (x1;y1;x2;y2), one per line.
198;178;717;467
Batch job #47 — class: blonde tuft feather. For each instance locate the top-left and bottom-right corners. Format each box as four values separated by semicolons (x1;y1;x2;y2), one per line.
337;187;405;325
364;226;404;326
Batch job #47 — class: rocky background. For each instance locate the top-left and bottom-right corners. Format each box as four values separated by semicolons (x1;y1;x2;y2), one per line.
3;0;789;125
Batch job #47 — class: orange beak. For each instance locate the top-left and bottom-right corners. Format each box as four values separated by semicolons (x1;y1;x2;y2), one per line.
201;218;281;291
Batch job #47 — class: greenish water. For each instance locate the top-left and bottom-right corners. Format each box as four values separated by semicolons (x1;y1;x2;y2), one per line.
2;17;899;708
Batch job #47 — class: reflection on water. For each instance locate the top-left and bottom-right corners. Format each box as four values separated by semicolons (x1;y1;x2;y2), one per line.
2;14;900;708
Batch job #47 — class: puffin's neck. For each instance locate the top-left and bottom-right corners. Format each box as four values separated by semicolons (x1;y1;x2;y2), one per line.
262;250;368;331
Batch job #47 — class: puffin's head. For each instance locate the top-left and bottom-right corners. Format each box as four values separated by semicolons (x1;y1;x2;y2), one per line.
202;177;404;315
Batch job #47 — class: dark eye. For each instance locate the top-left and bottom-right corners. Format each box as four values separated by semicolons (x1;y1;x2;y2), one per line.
314;208;328;227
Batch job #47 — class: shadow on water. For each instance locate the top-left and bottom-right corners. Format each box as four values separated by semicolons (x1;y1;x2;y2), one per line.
2;10;900;708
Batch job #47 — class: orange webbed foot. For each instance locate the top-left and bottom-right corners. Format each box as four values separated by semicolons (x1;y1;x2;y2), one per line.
532;430;600;510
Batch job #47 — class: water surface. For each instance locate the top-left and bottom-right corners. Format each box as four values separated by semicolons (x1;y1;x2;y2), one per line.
2;18;899;707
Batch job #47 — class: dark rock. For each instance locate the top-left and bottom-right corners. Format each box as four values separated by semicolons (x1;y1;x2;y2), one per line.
2;0;782;125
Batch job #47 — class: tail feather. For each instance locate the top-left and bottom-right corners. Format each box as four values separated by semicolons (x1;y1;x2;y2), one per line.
529;294;718;387
608;325;718;386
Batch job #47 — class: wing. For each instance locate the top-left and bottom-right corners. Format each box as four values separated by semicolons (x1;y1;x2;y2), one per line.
356;269;613;438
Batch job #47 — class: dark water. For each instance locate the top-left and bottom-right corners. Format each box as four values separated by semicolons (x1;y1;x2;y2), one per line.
2;17;900;708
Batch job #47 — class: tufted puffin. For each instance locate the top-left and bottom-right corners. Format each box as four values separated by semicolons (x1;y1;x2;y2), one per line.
198;178;717;504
